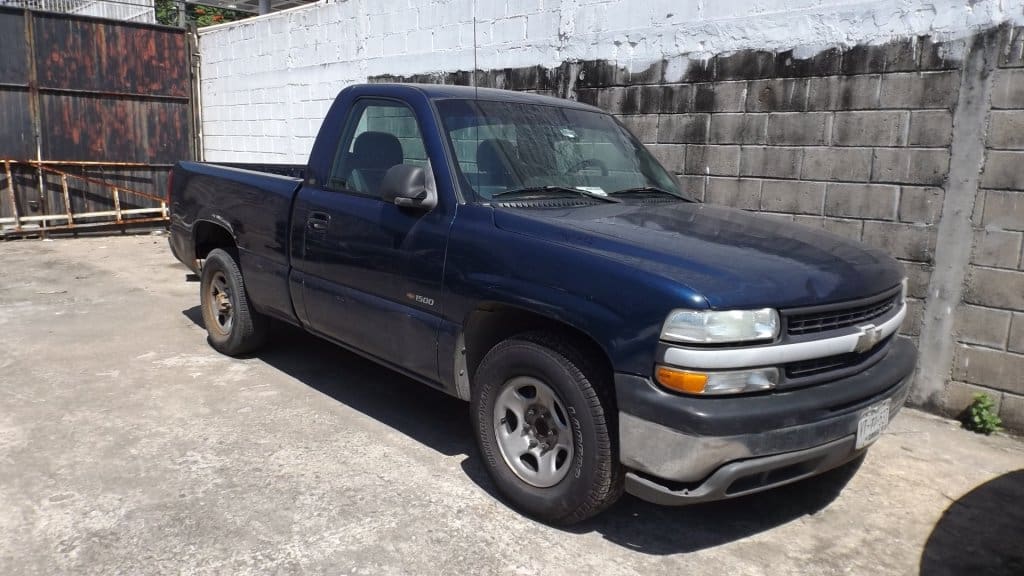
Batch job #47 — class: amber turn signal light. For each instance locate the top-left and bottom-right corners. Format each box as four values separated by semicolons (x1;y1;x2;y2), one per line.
655;366;708;394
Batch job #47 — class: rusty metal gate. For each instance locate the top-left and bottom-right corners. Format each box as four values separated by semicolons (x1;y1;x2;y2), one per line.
0;6;195;237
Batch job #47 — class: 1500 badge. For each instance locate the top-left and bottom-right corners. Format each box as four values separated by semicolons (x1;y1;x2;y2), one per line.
407;293;435;307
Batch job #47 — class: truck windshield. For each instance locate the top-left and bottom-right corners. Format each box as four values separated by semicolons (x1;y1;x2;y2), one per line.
435;99;690;202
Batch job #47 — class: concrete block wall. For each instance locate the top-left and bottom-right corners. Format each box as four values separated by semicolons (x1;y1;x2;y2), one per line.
949;30;1024;426
197;0;1024;430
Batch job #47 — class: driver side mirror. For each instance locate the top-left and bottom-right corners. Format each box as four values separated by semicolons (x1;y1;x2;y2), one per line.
380;164;437;211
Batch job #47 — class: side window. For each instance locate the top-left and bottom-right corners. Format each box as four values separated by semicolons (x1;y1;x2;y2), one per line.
327;100;429;197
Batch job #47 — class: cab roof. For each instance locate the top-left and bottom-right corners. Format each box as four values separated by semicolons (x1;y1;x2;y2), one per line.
356;83;604;113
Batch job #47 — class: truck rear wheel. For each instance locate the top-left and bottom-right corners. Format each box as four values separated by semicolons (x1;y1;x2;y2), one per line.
471;332;624;524
200;248;267;356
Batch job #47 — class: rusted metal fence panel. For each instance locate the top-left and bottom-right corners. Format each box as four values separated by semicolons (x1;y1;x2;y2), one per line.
0;6;193;237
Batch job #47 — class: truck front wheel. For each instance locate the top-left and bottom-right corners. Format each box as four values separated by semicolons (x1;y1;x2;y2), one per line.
199;248;267;356
471;333;624;524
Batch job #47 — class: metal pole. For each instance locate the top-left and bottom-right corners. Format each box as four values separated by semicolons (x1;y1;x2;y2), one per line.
258;0;270;15
4;161;21;232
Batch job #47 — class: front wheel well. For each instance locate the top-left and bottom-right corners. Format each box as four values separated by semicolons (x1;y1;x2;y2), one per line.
462;304;613;391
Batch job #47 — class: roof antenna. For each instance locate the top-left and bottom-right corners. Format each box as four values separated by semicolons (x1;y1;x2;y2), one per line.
472;0;479;99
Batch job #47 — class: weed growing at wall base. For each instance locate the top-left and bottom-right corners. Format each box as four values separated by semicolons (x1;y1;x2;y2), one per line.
963;393;1002;435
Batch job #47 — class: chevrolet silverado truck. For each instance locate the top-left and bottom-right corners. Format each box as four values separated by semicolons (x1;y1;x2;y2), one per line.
169;83;917;524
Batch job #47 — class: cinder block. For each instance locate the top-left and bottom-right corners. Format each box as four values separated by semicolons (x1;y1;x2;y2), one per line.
987;110;1024;150
693;81;747;113
659;84;693;114
638;85;665;114
684;145;741;176
1009;313;1024;354
908;110;953;147
872;148;949;186
619;115;658;143
596;86;627;114
955;304;1012;348
646;144;686;172
998;26;1024;68
766;112;830;145
676;174;706;201
901;297;924;336
841;39;919;74
999;393;1024;432
861;221;936;261
824;183;899;220
991;68;1024;109
807;75;881;110
981;152;1024;191
941;380;1002;417
981;190;1024;230
879;71;960;109
657;114;709;144
708;113;767;144
801;147;872;181
745;78;809;112
972;229;1023;268
822;217;863;241
832;111;908;147
775;47;843;78
705;177;762;210
739;146;802;179
905;260;937;295
899;186;944;224
965;266;1024;309
953;345;1024;394
713;50;776;81
919;35;967;71
760;180;825;214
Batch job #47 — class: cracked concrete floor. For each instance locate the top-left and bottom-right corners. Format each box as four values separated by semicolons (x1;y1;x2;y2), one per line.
0;234;1022;576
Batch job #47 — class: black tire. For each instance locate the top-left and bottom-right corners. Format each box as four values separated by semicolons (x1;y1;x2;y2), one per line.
471;332;624;525
199;248;267;356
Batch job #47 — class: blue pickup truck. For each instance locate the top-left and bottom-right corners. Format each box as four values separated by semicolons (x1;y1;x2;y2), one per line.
169;83;917;524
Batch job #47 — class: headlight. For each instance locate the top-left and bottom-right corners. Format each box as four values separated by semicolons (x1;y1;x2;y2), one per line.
900;277;908;304
661;308;779;344
655;365;779;395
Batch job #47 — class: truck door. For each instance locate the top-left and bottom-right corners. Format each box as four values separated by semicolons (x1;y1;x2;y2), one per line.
290;97;452;382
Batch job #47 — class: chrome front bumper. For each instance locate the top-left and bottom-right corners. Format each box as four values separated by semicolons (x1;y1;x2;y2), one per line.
618;373;912;505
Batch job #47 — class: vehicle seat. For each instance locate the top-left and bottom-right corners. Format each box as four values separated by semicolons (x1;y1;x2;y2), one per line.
475;138;519;191
347;131;404;195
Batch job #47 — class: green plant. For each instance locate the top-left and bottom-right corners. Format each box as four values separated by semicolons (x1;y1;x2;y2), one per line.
155;0;248;27
963;393;1002;435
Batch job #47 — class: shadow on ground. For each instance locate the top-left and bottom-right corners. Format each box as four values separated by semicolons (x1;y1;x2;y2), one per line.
184;306;862;555
920;469;1024;576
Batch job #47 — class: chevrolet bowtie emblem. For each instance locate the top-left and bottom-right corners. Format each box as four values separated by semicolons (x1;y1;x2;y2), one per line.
853;324;884;353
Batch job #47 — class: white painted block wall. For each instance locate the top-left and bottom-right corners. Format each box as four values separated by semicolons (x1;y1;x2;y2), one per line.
198;0;1024;163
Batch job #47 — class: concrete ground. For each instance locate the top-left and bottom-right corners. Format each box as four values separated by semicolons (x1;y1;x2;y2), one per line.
0;234;1021;576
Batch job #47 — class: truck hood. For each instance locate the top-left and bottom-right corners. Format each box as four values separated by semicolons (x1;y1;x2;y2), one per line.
492;200;904;309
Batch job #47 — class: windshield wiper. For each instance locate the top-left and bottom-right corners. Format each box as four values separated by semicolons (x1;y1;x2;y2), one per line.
492;185;621;203
611;186;697;202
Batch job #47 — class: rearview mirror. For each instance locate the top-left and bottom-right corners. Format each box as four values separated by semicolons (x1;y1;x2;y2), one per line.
380;164;437;210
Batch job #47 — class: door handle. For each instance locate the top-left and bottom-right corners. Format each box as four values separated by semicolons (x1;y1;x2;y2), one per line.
307;212;330;231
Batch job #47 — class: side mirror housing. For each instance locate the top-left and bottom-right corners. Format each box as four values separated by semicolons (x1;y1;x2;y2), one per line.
380;164;437;211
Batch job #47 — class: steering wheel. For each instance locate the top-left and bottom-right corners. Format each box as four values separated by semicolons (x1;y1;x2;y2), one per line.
567;158;609;176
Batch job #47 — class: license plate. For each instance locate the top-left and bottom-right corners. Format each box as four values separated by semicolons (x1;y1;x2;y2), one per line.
856;399;891;449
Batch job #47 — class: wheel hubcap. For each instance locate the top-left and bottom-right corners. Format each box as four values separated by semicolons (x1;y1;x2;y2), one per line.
207;271;233;334
493;376;574;488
